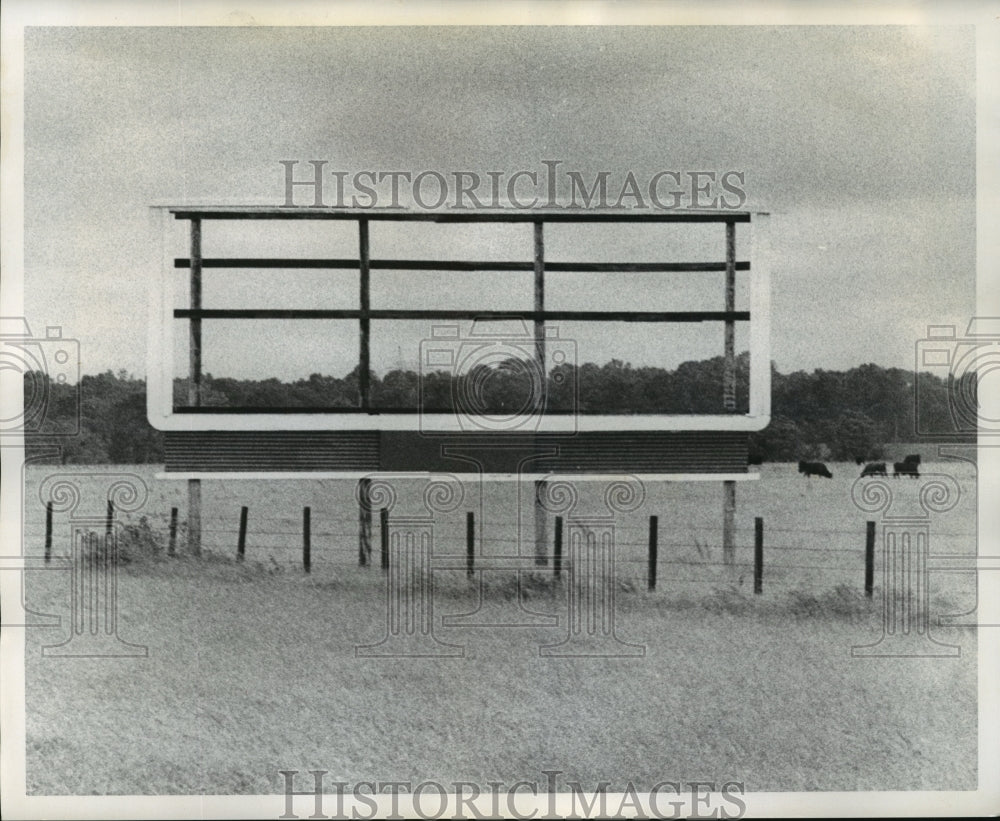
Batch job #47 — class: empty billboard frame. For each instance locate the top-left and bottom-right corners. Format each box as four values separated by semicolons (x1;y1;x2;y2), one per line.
147;206;770;476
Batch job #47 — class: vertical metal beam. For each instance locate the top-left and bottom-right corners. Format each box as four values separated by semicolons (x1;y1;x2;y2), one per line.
358;218;371;409
533;220;546;413
187;220;203;557
532;222;550;568
187;478;201;556
532;223;550;568
188;218;202;408
723;219;737;566
723;219;736;411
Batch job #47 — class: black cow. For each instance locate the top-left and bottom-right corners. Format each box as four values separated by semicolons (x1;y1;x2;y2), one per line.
798;460;833;478
893;455;920;479
860;462;888;478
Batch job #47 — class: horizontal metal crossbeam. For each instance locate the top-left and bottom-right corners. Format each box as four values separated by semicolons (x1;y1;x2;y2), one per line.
173;308;750;322
170;207;752;223
174;258;751;273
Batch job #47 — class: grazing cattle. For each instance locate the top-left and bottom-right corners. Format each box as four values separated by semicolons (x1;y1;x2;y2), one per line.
798;460;833;478
893;455;920;479
860;462;887;478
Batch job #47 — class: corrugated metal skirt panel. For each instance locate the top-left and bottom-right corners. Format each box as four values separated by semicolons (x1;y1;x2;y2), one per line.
534;432;748;473
164;432;381;472
164;431;747;474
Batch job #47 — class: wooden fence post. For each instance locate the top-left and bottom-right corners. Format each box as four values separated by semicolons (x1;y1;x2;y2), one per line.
554;516;563;579
865;520;876;597
358;477;372;567
466;511;475;579
237;506;248;561
723;481;736;565
380;507;389;571
754;516;764;595
647;515;658;591
44;501;53;565
303;506;311;573
534;479;548;566
168;507;178;556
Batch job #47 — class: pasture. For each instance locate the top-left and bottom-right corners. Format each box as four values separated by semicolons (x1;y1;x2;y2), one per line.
20;461;979;795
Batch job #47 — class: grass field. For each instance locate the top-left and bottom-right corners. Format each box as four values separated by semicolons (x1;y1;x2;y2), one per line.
20;462;979;795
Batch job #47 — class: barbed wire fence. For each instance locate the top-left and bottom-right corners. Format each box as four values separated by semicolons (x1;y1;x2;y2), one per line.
38;500;975;606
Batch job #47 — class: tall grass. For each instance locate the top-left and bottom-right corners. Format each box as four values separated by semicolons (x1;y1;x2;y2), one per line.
23;551;977;795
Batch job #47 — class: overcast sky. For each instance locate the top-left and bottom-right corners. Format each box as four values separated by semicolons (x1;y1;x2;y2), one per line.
22;25;978;381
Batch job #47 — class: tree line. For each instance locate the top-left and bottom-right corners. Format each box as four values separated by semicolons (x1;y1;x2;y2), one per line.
23;358;973;464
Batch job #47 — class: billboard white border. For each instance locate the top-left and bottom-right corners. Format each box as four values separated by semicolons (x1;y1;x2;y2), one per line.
146;207;771;433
